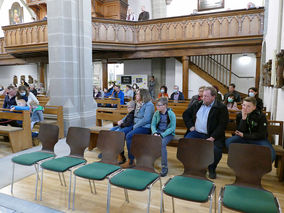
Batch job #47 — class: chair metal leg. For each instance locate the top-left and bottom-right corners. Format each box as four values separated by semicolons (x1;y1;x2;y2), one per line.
93;180;97;194
172;197;175;213
40;168;44;201
147;188;152;213
160;190;164;213
68;171;72;209
88;179;93;194
34;164;40;200
124;189;129;203
218;189;223;213
107;179;111;213
209;195;213;213
11;163;15;195
72;174;76;210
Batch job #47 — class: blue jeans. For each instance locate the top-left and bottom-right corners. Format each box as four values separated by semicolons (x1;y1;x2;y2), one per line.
161;135;174;168
110;125;133;135
226;135;276;162
185;130;223;171
126;127;151;161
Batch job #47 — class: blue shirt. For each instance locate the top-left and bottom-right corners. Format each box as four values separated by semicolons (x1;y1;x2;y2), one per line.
157;111;168;132
195;101;214;134
113;90;124;105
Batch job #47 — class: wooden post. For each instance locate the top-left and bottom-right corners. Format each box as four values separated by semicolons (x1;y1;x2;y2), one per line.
255;52;261;90
102;59;108;90
182;56;189;99
39;62;45;87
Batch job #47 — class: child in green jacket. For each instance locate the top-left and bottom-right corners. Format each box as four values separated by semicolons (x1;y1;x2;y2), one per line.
151;98;176;176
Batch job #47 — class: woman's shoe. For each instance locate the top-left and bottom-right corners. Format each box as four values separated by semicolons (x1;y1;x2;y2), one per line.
160;167;168;177
118;154;126;165
121;159;135;168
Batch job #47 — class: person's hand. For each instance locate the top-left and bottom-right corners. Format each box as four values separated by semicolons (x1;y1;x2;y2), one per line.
235;130;244;137
117;120;123;125
190;126;195;132
10;107;15;111
207;137;215;142
241;108;247;120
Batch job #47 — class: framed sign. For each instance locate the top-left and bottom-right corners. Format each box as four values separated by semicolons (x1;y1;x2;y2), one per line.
198;0;224;12
121;76;132;84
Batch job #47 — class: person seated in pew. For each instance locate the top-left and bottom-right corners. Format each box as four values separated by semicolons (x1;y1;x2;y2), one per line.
225;97;276;162
213;85;223;102
157;86;169;99
30;101;44;129
121;89;155;168
224;93;240;111
132;83;139;99
16;85;39;107
104;82;115;98
124;85;134;100
188;86;205;108
183;86;229;179
223;83;241;102
9;99;30;127
108;101;136;164
248;87;263;111
93;86;102;98
112;85;124;106
169;85;185;101
151;98;176;177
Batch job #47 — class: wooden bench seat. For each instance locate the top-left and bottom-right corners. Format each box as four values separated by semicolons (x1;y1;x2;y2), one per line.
0;109;32;152
88;126;110;151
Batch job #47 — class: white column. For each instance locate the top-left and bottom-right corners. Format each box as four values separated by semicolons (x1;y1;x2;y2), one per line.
47;0;96;133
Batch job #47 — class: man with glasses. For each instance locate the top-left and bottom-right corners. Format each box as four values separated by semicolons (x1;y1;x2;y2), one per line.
183;86;228;179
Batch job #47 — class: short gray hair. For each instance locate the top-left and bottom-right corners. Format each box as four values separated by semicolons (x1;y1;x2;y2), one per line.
174;85;179;89
204;86;217;97
157;98;168;106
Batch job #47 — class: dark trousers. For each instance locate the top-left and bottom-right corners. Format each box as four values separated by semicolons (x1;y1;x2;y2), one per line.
185;130;223;172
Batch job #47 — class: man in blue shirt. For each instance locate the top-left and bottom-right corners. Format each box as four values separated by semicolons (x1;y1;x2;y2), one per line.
183;86;229;179
113;85;125;106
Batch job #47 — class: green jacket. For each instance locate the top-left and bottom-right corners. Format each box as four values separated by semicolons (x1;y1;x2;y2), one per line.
151;108;176;138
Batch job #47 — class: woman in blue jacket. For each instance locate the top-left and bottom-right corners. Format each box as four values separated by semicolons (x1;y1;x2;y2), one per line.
121;89;155;168
151;98;176;176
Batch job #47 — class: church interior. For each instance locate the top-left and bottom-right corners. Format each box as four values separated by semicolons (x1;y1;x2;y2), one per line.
0;0;284;212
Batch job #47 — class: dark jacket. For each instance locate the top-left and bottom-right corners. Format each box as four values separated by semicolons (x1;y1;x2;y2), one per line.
138;11;149;21
236;110;267;140
121;110;134;128
256;97;263;111
188;95;202;108
169;91;185;101
183;100;229;148
3;95;16;109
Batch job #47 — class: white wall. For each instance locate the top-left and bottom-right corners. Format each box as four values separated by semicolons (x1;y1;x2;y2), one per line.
167;0;264;17
0;0;34;37
128;0;152;21
0;64;37;87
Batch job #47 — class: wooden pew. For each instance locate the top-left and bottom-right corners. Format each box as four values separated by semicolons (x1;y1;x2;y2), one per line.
0;109;32;152
38;106;64;138
37;96;50;106
267;120;284;181
95;98;121;109
88;126;110;151
96;107;127;126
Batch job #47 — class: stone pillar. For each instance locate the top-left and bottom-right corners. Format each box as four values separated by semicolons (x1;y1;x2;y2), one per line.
151;0;166;19
47;0;96;132
102;59;108;90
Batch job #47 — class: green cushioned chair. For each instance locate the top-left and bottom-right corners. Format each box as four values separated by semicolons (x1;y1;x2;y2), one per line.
161;138;215;213
11;123;59;200
107;134;162;213
72;130;125;210
39;127;90;209
218;143;281;213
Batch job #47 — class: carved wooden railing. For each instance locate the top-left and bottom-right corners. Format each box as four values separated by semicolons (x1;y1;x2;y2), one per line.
0;38;6;55
92;8;264;49
2;20;48;53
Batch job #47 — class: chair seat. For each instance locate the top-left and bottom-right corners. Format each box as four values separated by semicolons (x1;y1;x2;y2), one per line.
74;162;120;180
110;169;159;191
12;152;55;166
163;176;214;202
223;185;278;213
41;156;86;172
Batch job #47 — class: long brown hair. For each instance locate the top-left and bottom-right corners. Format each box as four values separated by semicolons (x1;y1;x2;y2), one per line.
139;89;152;103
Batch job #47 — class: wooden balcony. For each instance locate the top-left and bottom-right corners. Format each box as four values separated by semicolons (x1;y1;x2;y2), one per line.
1;8;264;59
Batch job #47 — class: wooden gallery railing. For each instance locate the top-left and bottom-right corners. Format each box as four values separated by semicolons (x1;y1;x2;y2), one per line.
0;38;6;55
92;8;264;50
2;20;48;53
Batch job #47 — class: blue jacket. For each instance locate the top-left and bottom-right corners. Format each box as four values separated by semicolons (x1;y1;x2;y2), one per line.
134;101;155;129
11;105;30;111
113;90;124;105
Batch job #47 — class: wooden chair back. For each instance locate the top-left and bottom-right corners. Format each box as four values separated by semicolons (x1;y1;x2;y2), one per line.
228;143;271;188
39;123;59;152
267;120;283;146
177;138;214;178
66;127;90;158
97;130;125;164
131;134;162;173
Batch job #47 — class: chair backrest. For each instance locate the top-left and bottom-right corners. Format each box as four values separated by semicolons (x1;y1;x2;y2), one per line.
228;143;272;188
38;123;59;152
131;134;161;173
177;138;214;178
97;130;125;164
66;127;90;158
267;120;283;147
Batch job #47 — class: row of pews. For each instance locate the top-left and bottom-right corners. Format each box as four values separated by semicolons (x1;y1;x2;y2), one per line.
94;98;284;181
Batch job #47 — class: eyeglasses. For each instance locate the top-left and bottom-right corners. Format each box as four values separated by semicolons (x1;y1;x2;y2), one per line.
156;104;164;107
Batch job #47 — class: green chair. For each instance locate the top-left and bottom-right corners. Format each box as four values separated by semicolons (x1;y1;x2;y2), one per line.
218;143;281;213
161;138;215;213
72;130;125;210
11;123;59;200
107;134;162;213
40;127;90;209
